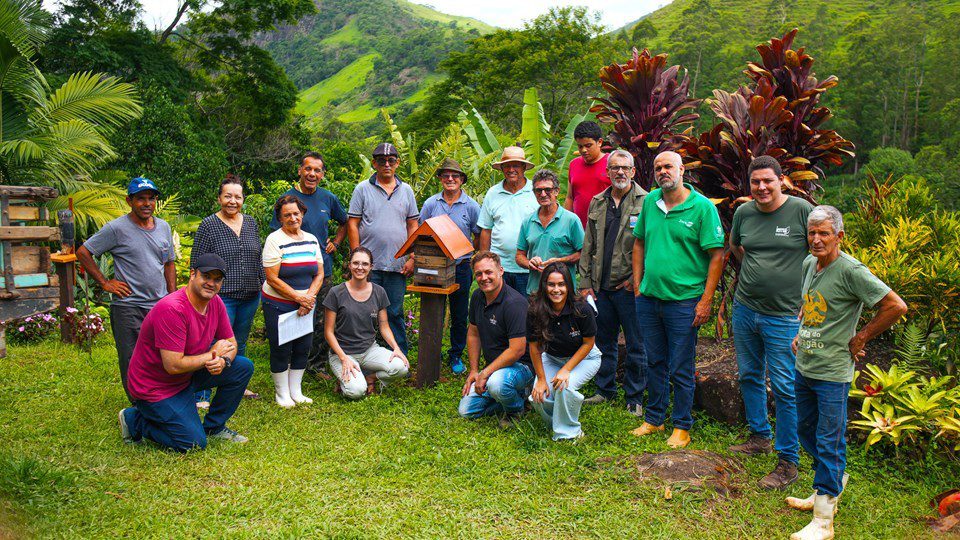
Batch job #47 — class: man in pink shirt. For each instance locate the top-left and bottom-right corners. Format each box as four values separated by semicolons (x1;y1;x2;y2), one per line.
564;121;610;228
118;253;254;452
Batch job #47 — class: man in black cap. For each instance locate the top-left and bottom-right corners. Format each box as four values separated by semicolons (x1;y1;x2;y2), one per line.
118;253;254;452
77;177;177;401
419;158;481;374
347;143;420;354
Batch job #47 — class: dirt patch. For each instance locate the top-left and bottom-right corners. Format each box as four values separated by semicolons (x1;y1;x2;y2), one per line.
602;450;745;497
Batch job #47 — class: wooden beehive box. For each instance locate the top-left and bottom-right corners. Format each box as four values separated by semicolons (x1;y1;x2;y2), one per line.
395;215;474;290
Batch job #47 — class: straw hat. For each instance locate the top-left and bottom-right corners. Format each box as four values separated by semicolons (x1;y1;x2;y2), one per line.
492;146;535;171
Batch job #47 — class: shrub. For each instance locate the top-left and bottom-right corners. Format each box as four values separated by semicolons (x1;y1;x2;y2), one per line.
861;147;915;183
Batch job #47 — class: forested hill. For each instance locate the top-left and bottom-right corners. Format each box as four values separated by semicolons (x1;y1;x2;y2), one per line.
256;0;495;127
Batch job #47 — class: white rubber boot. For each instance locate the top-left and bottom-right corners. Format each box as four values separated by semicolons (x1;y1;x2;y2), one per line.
272;370;296;408
785;474;848;512
288;369;313;404
790;494;836;540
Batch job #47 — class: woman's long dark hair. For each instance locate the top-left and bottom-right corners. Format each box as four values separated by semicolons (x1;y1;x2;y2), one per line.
528;262;585;346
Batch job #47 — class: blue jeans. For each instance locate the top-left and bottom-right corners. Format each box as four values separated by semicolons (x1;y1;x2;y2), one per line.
531;348;601;440
635;295;699;430
503;272;529;299
795;372;850;497
447;261;473;362
125;356;254;452
458;363;534;417
594;288;647;405
370;270;408;355
197;295;259;403
732;301;801;464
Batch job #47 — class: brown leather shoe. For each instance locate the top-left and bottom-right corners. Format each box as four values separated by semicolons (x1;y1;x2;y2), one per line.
758;459;799;491
630;422;664;437
667;428;691;448
728;434;773;455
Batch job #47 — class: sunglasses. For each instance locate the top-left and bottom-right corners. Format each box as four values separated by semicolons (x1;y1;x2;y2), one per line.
533;187;558;195
374;157;398;166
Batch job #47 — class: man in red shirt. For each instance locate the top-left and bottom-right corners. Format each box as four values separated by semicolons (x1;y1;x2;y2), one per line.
564;121;610;228
118;253;254;452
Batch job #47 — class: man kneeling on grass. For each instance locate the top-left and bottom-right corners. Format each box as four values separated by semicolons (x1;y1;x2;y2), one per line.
118;253;254;452
458;251;533;428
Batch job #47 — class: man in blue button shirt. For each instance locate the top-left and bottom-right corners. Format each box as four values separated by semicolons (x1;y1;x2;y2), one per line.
271;152;348;377
420;158;481;375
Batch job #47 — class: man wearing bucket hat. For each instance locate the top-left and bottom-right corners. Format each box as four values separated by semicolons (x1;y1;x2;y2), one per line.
478;146;540;297
78;177;177;401
347;143;420;355
420;158;481;375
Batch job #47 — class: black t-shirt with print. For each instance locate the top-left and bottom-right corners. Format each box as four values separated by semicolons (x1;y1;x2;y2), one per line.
527;301;597;358
469;285;531;368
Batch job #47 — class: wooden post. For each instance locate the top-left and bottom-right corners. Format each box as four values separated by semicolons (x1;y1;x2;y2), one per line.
408;283;458;388
53;256;76;344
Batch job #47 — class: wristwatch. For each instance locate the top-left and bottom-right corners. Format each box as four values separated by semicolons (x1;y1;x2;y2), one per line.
220;355;232;369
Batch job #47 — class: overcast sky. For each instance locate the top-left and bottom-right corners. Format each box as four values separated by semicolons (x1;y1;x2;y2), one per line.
44;1;669;32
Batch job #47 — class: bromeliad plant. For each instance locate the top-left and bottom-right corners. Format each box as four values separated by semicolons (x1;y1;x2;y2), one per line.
590;48;701;190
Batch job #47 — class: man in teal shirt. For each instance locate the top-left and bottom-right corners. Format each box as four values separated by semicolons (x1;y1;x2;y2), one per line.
478;146;540;297
630;151;725;449
516;169;584;294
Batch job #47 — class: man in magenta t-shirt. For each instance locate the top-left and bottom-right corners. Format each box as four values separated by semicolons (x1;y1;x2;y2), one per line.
118;253;254;452
564;121;610;228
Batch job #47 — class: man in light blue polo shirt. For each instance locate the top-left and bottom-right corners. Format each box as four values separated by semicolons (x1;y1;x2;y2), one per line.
478;146;540;297
420;158;481;375
347;142;420;355
516;169;584;294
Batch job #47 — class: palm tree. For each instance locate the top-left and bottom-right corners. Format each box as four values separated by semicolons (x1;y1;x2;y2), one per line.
0;0;142;233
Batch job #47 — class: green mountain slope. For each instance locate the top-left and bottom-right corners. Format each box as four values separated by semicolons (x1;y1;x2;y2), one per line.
258;0;494;129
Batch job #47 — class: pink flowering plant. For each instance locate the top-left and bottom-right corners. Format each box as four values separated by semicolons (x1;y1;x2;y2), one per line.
7;312;59;344
405;308;420;349
64;305;107;355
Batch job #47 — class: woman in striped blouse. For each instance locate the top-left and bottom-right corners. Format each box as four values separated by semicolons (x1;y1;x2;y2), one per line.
262;195;324;408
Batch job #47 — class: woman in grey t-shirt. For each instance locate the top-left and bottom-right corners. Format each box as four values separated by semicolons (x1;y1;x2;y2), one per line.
323;247;409;399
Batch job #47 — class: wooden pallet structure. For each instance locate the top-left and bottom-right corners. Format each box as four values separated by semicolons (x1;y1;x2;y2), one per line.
395;215;474;388
0;185;76;357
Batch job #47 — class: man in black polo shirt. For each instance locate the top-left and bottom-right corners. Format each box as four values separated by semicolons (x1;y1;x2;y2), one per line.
458;251;533;427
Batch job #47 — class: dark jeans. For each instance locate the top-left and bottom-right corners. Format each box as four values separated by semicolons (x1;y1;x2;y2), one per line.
196;294;259;402
447;261;473;362
795;372;850;497
124;356;254;452
307;277;333;373
110;303;151;403
594;288;647;405
503;272;529;298
262;302;311;373
635;295;699;430
370;270;408;355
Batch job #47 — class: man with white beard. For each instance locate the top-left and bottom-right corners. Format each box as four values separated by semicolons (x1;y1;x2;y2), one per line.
577;149;649;417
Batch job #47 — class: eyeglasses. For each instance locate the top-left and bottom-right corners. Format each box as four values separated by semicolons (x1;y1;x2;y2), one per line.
350;261;372;268
608;165;634;172
439;173;462;180
533;187;557;195
374;157;398;166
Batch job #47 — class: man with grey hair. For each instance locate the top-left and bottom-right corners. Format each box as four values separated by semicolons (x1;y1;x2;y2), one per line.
516;169;584;295
630;151;725;448
785;204;906;540
578;149;649;416
727;155;813;491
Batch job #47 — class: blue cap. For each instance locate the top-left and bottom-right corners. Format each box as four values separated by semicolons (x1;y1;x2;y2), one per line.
127;177;160;196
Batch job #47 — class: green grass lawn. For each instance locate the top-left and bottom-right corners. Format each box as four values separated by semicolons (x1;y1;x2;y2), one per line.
0;331;954;538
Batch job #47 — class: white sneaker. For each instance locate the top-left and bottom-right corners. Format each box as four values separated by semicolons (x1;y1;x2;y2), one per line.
272;370;296;408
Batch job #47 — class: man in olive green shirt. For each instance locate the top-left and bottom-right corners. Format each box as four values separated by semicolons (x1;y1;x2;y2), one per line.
727;155;813;490
629;151;725;449
785;205;906;540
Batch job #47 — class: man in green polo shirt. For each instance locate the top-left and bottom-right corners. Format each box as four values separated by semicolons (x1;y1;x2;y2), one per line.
516;169;584;294
629;151;725;448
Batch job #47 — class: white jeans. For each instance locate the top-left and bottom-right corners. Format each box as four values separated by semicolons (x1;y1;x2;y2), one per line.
531;347;602;440
329;344;408;400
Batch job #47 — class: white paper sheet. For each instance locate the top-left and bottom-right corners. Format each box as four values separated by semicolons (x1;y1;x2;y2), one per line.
277;307;314;345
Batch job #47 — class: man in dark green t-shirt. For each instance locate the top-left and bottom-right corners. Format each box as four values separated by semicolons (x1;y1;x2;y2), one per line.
629;151;725;449
727;156;812;490
784;205;906;540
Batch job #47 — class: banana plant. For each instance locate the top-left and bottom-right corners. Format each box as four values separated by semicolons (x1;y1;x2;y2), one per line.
519;88;553;168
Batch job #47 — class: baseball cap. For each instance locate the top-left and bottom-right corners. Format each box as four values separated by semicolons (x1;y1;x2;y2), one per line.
372;143;399;157
127;177;160;196
192;253;227;277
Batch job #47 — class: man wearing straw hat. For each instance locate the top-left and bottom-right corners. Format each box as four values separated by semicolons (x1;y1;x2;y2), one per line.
420;158;481;375
478;146;540;297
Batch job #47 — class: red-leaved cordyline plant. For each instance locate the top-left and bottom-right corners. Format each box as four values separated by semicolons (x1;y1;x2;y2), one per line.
590;48;701;189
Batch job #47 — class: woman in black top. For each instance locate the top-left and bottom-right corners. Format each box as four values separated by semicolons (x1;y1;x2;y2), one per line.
192;175;264;404
527;263;602;440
